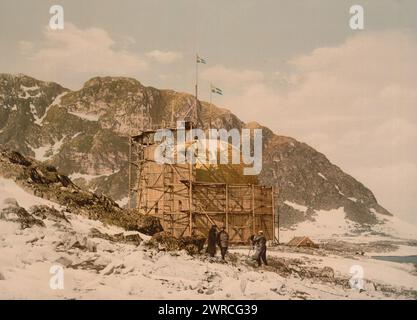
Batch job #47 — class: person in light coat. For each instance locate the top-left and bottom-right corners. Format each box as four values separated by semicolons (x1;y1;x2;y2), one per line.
252;230;268;267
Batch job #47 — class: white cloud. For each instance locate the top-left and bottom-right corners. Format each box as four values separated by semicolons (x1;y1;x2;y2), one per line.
213;31;417;224
201;65;264;91
18;41;35;55
19;23;148;89
146;50;182;64
353;162;417;225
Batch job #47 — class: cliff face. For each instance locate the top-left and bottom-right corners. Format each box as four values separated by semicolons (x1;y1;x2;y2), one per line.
0;73;391;226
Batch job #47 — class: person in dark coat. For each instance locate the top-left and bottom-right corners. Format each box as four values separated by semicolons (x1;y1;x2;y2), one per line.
217;226;229;260
252;230;268;267
206;225;217;257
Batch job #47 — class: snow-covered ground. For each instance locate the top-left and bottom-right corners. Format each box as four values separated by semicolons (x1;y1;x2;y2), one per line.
280;205;417;243
0;178;58;210
0;178;416;299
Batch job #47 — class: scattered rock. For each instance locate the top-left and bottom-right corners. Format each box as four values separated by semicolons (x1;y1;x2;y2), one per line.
55;256;73;267
320;266;335;279
147;232;206;255
70;258;106;272
0;201;45;229
364;280;377;292
3;198;18;207
205;289;215;295
30;205;69;223
56;233;97;252
6;150;31;166
179;235;206;253
148;232;180;251
89;228;142;246
100;262;125;276
102;265;115;276
0;272;5;280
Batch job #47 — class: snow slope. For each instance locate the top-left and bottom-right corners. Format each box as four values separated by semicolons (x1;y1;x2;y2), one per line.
0;178;58;210
280;205;417;243
1;179;416;299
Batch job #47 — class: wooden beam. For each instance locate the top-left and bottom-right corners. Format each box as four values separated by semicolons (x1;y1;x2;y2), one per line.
225;184;229;234
251;184;255;235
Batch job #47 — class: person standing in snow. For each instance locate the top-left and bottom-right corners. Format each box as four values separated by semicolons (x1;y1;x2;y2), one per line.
206;225;217;257
252;230;268;267
217;226;229;261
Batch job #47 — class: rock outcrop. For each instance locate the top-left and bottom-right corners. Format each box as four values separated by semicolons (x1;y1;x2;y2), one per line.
0;147;161;235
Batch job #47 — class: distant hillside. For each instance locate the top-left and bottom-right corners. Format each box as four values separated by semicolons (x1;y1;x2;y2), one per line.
0;73;391;227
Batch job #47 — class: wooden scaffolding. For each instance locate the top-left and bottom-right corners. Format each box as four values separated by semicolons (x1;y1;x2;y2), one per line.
127;121;278;244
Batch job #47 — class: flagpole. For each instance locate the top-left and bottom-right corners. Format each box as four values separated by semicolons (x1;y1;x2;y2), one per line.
195;54;198;123
209;83;212;128
209;83;212;105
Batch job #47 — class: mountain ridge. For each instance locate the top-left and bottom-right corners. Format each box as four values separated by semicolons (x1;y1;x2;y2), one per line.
0;73;391;227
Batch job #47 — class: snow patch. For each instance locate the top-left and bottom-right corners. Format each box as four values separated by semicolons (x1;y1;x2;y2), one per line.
69;172;109;183
116;197;129;208
68;111;100;122
335;185;345;196
29;136;66;161
35;92;67;126
281;207;356;242
21;84;40;92
0;177;58;211
283;206;417;243
18;85;41;99
284;200;308;213
30;103;41;123
318;172;327;180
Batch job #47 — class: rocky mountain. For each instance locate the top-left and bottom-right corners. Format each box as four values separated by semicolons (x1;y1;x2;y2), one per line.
0;73;391;228
0;146;162;234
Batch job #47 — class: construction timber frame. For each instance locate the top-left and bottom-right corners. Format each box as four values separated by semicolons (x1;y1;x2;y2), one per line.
128;120;277;244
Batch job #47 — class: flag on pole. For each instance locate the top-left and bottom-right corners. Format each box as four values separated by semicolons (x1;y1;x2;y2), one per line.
196;55;207;64
211;84;223;95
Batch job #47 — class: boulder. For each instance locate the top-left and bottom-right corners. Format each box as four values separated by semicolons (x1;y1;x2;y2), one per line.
148;232;207;255
178;235;206;253
59;233;97;252
30;205;69;223
113;209;163;235
149;232;180;251
320;266;335;279
55;256;73;267
89;228;142;246
2;198;18;207
0;202;45;229
6;150;31;166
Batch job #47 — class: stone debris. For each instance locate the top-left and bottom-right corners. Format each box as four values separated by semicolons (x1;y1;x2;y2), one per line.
147;231;206;255
55;256;73;267
57;233;97;252
89;228;142;246
0;198;45;229
30;205;70;223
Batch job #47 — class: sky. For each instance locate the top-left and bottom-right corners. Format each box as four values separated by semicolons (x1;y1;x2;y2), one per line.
0;0;416;224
